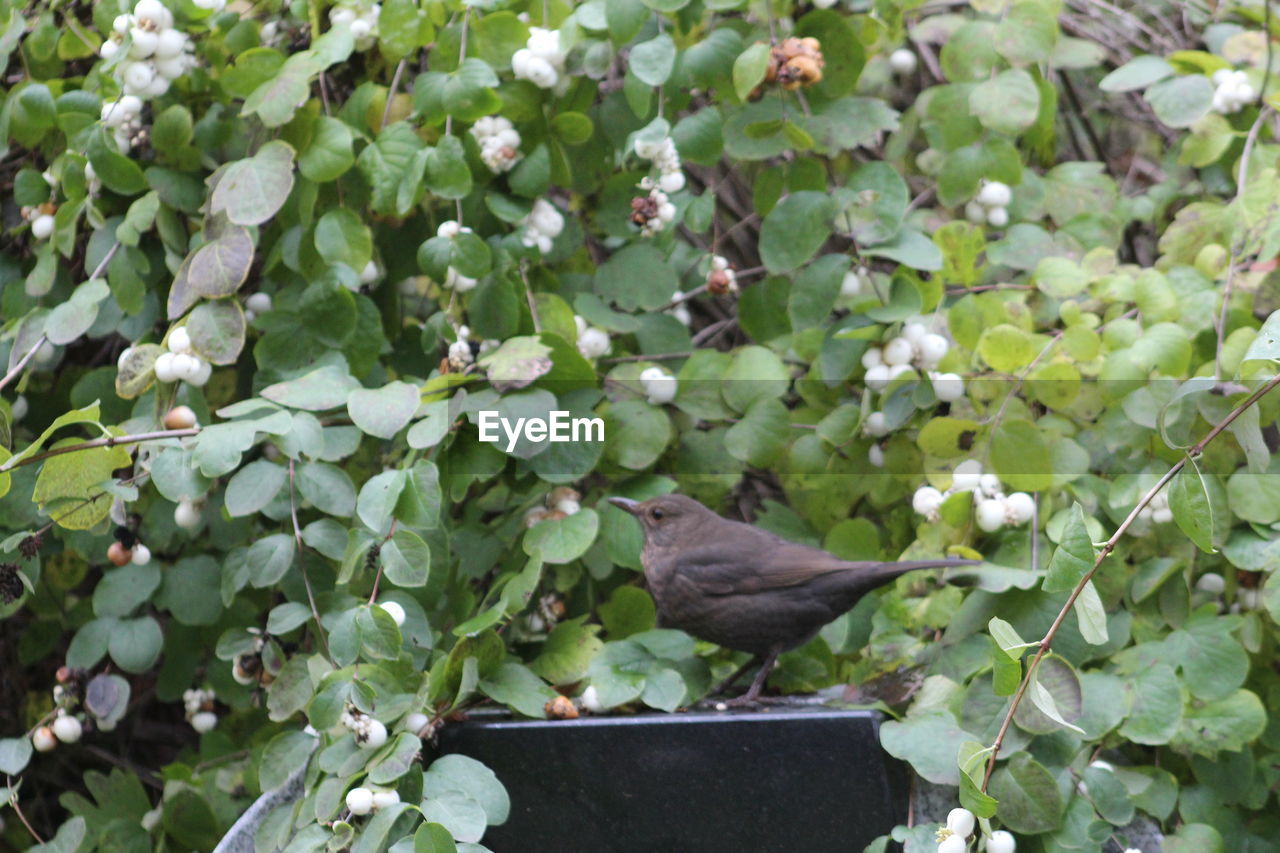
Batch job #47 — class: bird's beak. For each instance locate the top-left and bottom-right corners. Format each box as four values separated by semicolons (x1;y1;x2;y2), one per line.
608;497;641;516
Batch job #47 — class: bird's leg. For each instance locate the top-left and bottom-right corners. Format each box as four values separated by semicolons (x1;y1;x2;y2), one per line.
722;645;782;707
710;655;761;696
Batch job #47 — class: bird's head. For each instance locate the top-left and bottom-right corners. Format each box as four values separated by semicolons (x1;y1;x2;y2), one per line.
607;494;711;548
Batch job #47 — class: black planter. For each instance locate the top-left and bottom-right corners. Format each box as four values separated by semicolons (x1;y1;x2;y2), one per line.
437;704;909;853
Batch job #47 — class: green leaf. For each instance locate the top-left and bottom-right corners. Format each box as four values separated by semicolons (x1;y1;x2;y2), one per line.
167;226;255;319
315;207;372;271
759;192;835;273
989;419;1052;492
1118;663;1182;745
261;364;361;411
1075;579;1109;645
1099;55;1174;92
259;730;316;791
1043;503;1095;593
299;116;355;182
1170;688;1266;757
595;244;678;311
380;528;432;587
531;620;605;683
225;459;287;516
210;140;296;226
523;509;600;564
186;299;247;365
630;33;676;86
1169;460;1215;553
348;381;421;439
0;737;33;775
732;42;771;102
879;712;976;785
424;135;473;200
1145;74;1214;128
988;753;1064;834
108;616;164;673
480;662;557;718
969;70;1040;135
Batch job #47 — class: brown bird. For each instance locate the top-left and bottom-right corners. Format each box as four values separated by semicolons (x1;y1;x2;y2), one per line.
608;494;977;705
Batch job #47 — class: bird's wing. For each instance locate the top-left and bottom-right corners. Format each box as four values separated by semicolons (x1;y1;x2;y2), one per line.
676;539;872;596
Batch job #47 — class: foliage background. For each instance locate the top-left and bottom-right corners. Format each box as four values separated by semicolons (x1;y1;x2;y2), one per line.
3;0;1280;850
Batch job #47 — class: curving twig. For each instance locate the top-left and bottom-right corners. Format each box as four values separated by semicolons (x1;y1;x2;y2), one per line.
981;368;1280;790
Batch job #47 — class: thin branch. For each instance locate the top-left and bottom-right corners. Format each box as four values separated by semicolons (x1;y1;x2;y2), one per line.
0;335;46;395
288;459;332;661
0;428;199;473
5;777;45;844
380;59;407;131
981;369;1280;790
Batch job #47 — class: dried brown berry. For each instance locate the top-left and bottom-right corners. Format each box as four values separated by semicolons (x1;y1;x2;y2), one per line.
107;541;132;567
631;195;659;227
0;563;21;604
779;55;823;90
707;269;736;296
18;534;42;560
545;695;579;720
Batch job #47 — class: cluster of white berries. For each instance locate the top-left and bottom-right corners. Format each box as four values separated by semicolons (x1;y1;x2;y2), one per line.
912;460;1035;532
435;221;478;292
100;95;146;154
1211;68;1255;114
345;785;401;816
1137;491;1173;525
633;136;686;195
707;255;738;294
33;711;84;752
447;325;496;371
471;115;523;173
329;1;381;51
889;48;918;75
101;0;199;102
1194;571;1260;613
512;28;569;93
575;315;610;359
666;291;692;326
152;326;212;386
964;180;1012;229
934;808;1016;853
639;366;678;405
243;291;272;322
341;707;388;749
183;688;218;733
521;199;565;253
636;178;677;237
525;487;583;527
862;321;959;396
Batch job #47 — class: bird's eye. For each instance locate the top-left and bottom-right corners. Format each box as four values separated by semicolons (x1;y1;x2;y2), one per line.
651;508;665;520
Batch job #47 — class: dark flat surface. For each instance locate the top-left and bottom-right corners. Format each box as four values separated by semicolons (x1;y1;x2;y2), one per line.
437;705;908;853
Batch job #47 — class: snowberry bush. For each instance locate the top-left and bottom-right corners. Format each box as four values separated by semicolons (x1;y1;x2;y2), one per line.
3;0;1280;851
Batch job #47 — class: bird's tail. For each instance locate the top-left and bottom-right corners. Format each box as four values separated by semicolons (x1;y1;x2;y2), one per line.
862;559;980;583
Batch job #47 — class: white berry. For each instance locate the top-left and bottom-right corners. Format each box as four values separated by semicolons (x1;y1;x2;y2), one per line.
1004;492;1035;525
33;726;57;752
52;715;83;744
153;351;177;383
371;789;401;810
952;459;983;492
882;337;914;366
986;831;1016;853
861;347;883;369
912;487;944;516
986;206;1010;228
917;334;949;366
359;718;387;749
378;601;406;626
864;411;890;437
868;444;885;467
246;292;272;313
174;500;201;529
947;808;975;838
167;326;191;354
889;48;917;75
191;711;218;733
404;712;429;732
931;372;964;402
977;181;1012;208
580;685;604;713
864;363;891;391
976;498;1006;532
965;201;988;224
1195;572;1225;594
346;787;374;816
938;836;967;853
131;543;152;565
